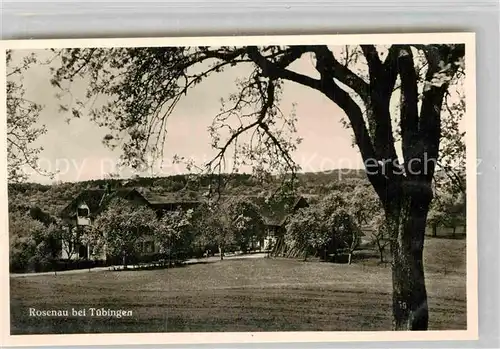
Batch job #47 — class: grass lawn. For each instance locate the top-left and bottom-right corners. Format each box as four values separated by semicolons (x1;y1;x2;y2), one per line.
10;237;466;334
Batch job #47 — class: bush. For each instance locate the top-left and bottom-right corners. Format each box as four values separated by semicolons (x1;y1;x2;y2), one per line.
10;255;108;273
106;252;187;267
55;259;106;271
10;236;34;273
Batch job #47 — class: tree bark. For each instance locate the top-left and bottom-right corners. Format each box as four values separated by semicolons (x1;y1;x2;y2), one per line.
218;245;224;260
348;233;357;265
386;181;432;331
432;224;437;237
376;238;385;263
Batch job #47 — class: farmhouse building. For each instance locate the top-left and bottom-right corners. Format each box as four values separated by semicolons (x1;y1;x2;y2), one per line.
59;184;313;262
211;194;312;251
256;196;311;251
59;186;202;261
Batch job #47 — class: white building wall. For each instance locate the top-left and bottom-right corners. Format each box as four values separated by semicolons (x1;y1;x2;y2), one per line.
76;203;91;226
60;202;107;261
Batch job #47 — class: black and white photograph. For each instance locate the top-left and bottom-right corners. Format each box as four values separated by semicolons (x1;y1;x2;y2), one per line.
1;34;477;344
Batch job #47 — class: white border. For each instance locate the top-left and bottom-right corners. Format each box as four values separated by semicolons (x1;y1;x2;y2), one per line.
0;33;478;346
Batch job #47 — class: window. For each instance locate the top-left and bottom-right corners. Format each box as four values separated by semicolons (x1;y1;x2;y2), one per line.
77;208;89;217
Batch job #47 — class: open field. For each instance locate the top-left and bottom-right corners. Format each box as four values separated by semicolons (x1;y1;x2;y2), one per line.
10;238;466;334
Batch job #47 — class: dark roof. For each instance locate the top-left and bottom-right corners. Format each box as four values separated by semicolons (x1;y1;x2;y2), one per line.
60;187;203;218
140;191;202;206
59;188;147;218
60;189;106;218
95;188;150;215
245;195;310;227
60;187;311;225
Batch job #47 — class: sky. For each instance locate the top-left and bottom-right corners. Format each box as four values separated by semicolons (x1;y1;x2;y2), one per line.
10;47;368;184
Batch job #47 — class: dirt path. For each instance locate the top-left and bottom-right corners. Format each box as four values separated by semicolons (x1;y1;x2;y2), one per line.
10;252;269;278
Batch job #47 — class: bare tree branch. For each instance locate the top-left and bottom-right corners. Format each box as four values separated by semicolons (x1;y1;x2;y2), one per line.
397;45;420;174
246;46;323;91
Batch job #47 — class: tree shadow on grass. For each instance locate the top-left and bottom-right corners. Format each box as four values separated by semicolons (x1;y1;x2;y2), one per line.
425;233;466;240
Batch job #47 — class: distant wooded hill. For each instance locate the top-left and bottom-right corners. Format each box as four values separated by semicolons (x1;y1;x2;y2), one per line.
8;169;369;218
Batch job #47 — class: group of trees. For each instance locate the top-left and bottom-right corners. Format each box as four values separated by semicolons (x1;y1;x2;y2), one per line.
427;191;466;238
9;171;465;274
9;194;271;272
9;210;60;273
285;191;361;263
191;198;267;260
284;179;465;266
9;209;101;273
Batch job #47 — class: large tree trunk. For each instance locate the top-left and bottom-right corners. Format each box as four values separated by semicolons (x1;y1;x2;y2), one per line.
386;182;432;331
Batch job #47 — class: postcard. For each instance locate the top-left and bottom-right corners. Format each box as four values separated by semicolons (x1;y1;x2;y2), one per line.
0;33;477;346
